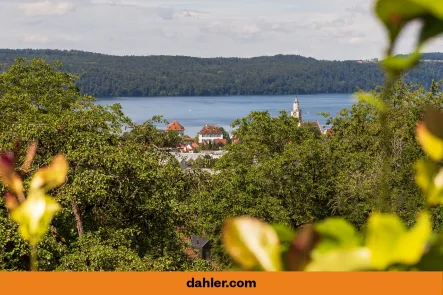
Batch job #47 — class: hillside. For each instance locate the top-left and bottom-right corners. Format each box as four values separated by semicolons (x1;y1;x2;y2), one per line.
1;49;443;97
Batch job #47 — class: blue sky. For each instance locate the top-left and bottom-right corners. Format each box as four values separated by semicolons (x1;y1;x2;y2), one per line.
1;0;442;60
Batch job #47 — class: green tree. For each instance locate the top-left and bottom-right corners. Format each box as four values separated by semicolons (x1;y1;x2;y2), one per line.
122;116;181;148
0;58;203;271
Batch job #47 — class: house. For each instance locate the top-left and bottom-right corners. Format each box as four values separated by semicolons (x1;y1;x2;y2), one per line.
198;125;224;144
166;120;185;137
175;141;199;153
184;144;193;153
302;120;325;134
190;236;211;260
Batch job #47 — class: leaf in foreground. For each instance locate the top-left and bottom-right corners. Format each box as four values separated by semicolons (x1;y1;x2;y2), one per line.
30;154;69;193
305;247;372;271
415;158;443;206
223;217;282;271
416;108;443;161
366;212;431;270
11;193;61;246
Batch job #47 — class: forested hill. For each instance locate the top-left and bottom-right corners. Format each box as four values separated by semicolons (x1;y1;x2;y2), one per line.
1;49;443;97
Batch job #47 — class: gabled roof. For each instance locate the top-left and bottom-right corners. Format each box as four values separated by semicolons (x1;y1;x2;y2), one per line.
302;120;323;134
190;236;210;249
213;139;227;145
167;120;185;131
199;125;223;135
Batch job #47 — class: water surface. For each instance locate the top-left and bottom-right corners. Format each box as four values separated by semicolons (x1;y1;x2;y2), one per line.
96;94;357;137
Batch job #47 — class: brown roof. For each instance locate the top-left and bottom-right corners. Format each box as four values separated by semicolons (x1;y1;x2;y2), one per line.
199;125;223;135
191;142;199;148
214;139;227;145
302;120;323;133
166;120;185;131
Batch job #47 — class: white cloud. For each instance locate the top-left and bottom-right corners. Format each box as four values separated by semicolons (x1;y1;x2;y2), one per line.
19;1;73;16
0;0;440;60
349;37;363;44
179;10;208;18
23;34;49;43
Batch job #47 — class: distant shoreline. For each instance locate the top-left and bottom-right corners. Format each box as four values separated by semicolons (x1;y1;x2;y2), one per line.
2;49;442;98
95;93;356;100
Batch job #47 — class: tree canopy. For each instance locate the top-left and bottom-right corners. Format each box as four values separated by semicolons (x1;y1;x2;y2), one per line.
0;58;213;271
1;49;443;97
2;57;443;271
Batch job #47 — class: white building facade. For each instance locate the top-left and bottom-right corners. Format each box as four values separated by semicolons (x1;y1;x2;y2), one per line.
198;125;224;144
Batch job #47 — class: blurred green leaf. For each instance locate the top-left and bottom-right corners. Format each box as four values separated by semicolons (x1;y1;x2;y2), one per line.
357;93;387;113
30;155;68;193
366;212;431;269
415;158;443;205
314;218;362;254
375;0;427;43
305;247;372;271
271;223;296;243
416;108;443;161
376;0;443;74
380;52;421;74
419;15;443;45
11;193;61;246
408;0;443;19
223;217;282;271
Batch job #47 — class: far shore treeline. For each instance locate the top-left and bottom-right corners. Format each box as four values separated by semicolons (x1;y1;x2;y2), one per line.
1;49;443;97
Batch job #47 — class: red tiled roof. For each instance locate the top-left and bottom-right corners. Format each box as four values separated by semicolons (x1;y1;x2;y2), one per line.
199;125;223;135
167;120;185;131
214;139;227;145
191;142;199;148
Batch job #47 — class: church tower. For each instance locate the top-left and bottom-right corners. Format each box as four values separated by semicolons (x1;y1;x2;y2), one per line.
291;97;302;126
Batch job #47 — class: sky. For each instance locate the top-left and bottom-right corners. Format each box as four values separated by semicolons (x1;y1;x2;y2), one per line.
1;0;443;60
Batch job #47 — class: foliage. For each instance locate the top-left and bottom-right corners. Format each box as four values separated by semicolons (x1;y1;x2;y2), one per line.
0;58;207;271
122;116;182;148
2;49;443;97
187;155;217;169
0;148;67;271
4;0;443;273
221;0;443;272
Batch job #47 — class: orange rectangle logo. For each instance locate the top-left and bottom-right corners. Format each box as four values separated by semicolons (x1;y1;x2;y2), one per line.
0;272;441;295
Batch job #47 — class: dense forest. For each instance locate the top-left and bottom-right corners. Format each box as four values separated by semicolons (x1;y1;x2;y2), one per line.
1;49;443;97
1;57;443;271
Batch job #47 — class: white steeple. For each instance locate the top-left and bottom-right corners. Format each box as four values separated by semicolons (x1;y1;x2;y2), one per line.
290;97;302;126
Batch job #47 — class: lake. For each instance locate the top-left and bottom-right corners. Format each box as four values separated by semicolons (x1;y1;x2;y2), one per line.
95;94;357;137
